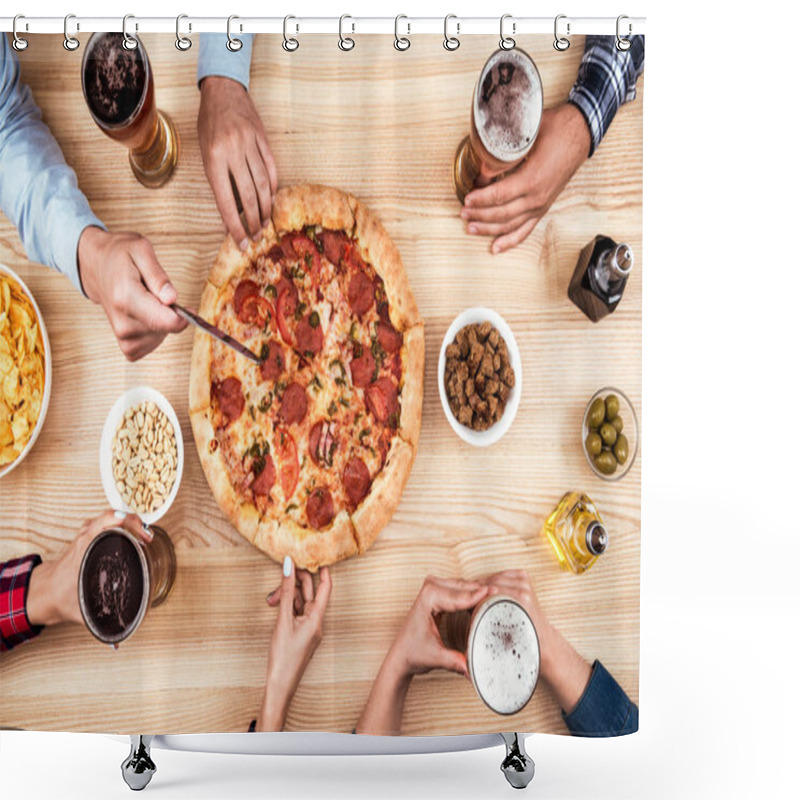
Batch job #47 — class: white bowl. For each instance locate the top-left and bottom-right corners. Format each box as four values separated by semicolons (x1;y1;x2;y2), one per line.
99;386;184;524
438;307;523;447
0;264;53;478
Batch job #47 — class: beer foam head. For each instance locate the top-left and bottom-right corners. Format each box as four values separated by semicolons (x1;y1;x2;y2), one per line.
468;597;540;715
474;49;543;161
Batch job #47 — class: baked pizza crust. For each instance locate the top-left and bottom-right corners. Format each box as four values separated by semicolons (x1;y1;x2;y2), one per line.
399;324;424;453
208;228;278;288
351;198;421;331
260;512;359;573
272;184;356;236
351;437;414;554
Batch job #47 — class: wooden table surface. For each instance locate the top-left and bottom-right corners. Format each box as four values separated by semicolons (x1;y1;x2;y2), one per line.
0;34;642;735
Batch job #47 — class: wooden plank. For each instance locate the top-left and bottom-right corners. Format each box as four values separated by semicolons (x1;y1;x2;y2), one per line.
0;33;642;735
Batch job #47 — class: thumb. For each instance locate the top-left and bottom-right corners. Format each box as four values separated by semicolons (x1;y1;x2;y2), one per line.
132;237;177;305
434;646;469;677
278;555;295;623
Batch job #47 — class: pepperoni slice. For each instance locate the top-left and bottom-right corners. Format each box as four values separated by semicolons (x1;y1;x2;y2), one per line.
350;346;375;388
278;382;308;426
292;235;321;273
306;487;334;530
377;321;403;354
321;230;347;266
259;341;286;382
295;312;323;357
343;457;371;508
251;455;276;497
348;271;375;317
213;377;244;425
240;295;273;328
389;351;402;381
276;279;298;345
309;420;337;467
275;428;299;500
267;244;284;262
366;377;399;424
280;235;298;261
234;279;259;317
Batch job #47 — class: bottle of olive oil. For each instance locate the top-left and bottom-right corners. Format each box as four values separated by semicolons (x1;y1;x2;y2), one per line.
568;236;633;322
543;491;608;574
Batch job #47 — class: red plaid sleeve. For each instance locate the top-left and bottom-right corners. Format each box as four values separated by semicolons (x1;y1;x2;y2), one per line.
1;554;44;653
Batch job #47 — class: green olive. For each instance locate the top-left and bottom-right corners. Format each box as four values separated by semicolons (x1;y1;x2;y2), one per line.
595;451;618;475
610;415;624;434
599;422;618;447
585;432;602;457
605;394;620;420
613;434;629;465
588;397;606;428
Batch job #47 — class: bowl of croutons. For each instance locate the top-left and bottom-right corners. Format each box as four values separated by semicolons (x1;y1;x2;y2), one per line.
438;307;522;447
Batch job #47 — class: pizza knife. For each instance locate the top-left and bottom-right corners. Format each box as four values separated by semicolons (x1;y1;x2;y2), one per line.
172;303;263;365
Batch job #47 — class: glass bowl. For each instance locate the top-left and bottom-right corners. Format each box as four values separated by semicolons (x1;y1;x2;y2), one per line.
581;387;638;481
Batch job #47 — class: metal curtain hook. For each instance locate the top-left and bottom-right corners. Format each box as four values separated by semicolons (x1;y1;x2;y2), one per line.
499;14;516;50
394;14;410;51
616;15;632;51
283;15;299;51
227;15;243;51
443;14;460;51
175;14;192;51
64;13;80;51
339;15;355;51
12;14;29;51
122;14;138;50
554;14;570;51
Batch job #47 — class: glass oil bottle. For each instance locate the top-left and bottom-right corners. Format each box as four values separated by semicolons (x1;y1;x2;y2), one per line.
568;235;634;322
543;491;608;574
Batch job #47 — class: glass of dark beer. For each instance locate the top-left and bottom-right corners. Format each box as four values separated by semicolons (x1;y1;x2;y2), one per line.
453;48;543;204
78;525;176;646
81;33;179;188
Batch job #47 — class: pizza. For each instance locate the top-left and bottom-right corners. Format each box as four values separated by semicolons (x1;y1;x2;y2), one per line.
189;185;424;571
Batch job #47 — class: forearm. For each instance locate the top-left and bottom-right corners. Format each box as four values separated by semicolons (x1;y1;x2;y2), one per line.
355;652;412;736
0;36;103;292
0;555;45;652
538;621;593;714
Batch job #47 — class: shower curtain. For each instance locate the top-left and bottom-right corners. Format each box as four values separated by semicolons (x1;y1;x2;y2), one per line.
0;27;643;739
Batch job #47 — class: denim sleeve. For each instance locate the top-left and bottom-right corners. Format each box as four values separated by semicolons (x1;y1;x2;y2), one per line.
197;34;254;90
568;35;645;157
0;34;105;294
562;660;639;737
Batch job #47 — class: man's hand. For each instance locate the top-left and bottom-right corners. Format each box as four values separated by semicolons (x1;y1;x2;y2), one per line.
258;557;331;731
26;510;152;629
77;227;187;361
198;76;278;251
461;103;592;254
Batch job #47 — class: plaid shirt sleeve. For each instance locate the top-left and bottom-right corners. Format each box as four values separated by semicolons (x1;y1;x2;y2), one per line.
568;35;645;157
1;554;44;653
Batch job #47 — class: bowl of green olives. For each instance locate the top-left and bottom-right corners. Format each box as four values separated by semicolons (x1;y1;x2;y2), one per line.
582;388;638;481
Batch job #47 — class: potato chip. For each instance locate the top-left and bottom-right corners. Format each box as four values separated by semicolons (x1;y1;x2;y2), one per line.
0;273;46;469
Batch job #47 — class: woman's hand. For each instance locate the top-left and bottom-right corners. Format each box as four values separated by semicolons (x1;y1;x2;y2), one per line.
256;557;331;731
355;576;491;735
26;510;152;629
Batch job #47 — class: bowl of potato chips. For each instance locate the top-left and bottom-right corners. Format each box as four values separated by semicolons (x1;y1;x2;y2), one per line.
0;265;51;477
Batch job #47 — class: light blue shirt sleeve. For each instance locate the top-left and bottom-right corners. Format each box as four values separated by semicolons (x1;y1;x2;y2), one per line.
197;33;254;90
0;34;105;294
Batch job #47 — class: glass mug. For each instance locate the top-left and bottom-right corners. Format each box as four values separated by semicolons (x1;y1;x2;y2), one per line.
453;48;543;204
78;525;176;646
81;32;179;188
441;594;540;715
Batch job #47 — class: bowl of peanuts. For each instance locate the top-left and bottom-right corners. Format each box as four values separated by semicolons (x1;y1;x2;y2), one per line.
100;387;184;524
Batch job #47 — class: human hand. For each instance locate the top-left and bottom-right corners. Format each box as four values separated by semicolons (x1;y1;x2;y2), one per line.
25;510;152;630
257;557;331;731
198;76;278;251
482;569;591;712
77;226;187;361
461;103;592;253
385;576;492;680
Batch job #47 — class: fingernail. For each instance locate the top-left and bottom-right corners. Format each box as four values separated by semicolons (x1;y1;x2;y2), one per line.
468;225;477;235
464;196;472;207
239;238;249;252
114;509;127;520
267;589;276;602
159;283;176;304
254;230;262;241
283;555;293;577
